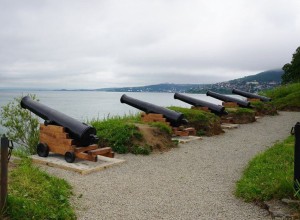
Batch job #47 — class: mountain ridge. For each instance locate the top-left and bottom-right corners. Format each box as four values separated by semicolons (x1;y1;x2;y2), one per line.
97;69;283;93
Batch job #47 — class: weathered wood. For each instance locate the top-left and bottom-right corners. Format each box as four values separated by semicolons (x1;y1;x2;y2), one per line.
75;152;97;162
247;98;261;102
38;124;114;162
40;124;65;133
191;106;210;112
88;147;112;156
0;135;8;211
222;102;239;108
75;145;98;153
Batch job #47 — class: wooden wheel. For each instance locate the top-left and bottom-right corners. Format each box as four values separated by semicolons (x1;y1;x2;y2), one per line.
37;143;49;157
64;152;75;163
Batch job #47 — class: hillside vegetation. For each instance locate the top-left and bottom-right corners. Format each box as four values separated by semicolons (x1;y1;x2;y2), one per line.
262;83;300;111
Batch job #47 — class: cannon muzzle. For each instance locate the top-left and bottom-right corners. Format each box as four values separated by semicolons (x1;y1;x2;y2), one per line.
21;96;98;146
206;90;251;108
174;93;227;115
232;89;271;102
120;94;188;127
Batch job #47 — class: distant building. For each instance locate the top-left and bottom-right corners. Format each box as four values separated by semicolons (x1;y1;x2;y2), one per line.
246;81;259;85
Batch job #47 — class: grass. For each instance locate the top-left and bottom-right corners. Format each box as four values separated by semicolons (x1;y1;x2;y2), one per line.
262;83;300;110
226;107;255;115
5;158;75;220
168;106;222;136
236;136;295;202
91;115;143;154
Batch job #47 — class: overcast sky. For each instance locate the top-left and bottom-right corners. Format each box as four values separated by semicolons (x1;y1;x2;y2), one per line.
0;0;299;89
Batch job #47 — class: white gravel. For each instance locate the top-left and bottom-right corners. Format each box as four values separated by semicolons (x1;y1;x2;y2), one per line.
43;111;300;220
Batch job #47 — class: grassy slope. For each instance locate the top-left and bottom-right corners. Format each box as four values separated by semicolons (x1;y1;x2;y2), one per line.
262;83;300;110
236;84;300;202
236;136;295;202
6;159;75;220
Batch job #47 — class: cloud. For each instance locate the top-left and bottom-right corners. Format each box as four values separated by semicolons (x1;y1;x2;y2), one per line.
0;0;299;89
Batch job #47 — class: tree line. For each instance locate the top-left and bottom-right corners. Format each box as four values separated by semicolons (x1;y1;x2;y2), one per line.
282;46;300;84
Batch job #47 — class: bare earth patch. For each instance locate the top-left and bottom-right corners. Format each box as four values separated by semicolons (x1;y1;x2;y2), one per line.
134;124;176;152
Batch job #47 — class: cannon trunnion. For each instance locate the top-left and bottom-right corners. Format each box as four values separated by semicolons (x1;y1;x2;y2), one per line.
206;90;251;108
174;93;227;115
21;96;114;163
120;94;188;127
232;88;272;102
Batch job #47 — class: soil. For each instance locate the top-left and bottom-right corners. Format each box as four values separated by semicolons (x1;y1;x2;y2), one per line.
134;124;176;152
221;112;256;124
187;120;224;136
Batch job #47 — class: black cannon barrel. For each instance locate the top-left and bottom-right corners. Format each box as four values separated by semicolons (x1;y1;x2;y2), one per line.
174;93;227;115
21;96;98;146
206;90;251;108
120;94;187;127
232;88;272;102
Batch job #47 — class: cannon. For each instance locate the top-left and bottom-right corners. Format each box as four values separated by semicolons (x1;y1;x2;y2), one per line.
232;88;272;102
174;93;227;115
206;90;251;108
120;94;188;127
21;96;114;163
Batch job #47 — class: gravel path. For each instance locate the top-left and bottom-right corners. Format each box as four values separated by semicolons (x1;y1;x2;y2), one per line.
43;112;300;220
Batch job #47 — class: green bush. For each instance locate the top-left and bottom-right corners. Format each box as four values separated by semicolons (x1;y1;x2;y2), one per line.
91;115;143;154
6;159;75;220
236;136;295;202
0;94;39;155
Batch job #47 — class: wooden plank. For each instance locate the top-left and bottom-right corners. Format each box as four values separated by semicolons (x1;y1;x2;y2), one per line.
88;147;112;156
31;154;126;175
40;130;69;139
39;135;74;153
74;145;98;153
222;102;238;107
40;133;74;145
40;124;65;133
141;113;164;118
191;106;210;112
248;98;261;102
75;152;97;162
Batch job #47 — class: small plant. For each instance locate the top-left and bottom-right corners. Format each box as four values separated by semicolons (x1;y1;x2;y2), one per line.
132;145;151;155
0;94;39;155
196;129;206;136
6;158;75;219
149;122;172;135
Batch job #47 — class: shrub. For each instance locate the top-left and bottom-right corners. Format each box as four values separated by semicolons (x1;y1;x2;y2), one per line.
91;115;143;154
0;94;39;155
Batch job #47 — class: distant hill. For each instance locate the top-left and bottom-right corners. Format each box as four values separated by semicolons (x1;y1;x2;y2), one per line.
187;69;284;94
97;69;283;93
97;83;205;93
229;69;283;83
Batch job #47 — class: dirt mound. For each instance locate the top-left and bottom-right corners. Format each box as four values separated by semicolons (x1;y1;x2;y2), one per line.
134;124;176;152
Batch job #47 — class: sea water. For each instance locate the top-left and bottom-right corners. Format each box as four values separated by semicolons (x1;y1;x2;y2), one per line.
0;90;232;134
